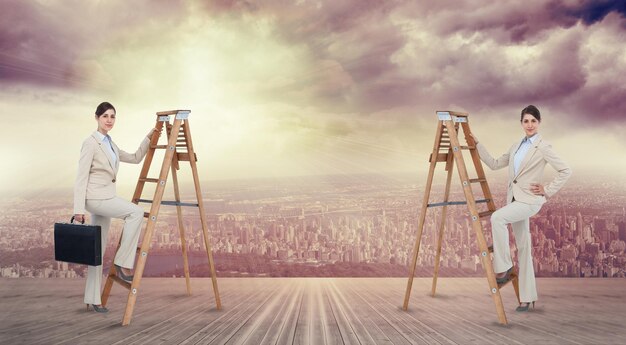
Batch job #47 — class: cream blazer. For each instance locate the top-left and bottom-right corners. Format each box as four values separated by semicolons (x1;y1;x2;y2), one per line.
476;134;572;205
74;131;150;214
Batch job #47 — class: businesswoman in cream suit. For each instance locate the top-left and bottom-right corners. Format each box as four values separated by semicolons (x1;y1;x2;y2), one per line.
74;102;159;313
471;105;571;312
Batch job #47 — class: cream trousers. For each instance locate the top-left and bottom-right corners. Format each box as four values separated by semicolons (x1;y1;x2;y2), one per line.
491;201;541;303
84;197;144;305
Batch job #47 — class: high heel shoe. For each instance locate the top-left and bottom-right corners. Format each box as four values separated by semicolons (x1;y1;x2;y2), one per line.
516;301;535;312
496;267;514;285
115;265;134;283
86;304;109;313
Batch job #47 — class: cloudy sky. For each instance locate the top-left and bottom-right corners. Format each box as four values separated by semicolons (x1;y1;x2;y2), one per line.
1;0;625;196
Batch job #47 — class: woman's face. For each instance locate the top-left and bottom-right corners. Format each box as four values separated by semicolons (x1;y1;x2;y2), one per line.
96;109;116;133
521;113;540;137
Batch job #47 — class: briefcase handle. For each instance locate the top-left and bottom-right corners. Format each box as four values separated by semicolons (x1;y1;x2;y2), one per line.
70;216;85;224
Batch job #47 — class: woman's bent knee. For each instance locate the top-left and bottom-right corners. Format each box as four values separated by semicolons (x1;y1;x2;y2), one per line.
132;206;144;219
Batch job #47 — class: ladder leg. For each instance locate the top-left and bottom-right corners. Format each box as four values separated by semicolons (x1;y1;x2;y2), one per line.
431;154;455;297
121;119;181;326
171;165;192;295
446;119;508;324
403;121;444;310
184;120;222;310
122;222;154;325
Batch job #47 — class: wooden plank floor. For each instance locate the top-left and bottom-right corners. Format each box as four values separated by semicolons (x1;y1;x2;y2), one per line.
1;277;625;344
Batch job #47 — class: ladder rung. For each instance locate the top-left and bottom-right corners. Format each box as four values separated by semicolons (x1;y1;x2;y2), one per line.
440;139;450;143
497;272;518;289
151;144;187;149
139;178;159;183
427;199;490;207
143;212;150;218
488;245;493;253
137;199;199;207
111;276;131;290
469;178;486;183
429;153;448;162
479;210;495;218
177;153;197;162
461;146;476;150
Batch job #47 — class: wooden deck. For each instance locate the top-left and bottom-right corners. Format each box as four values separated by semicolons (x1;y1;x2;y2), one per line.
1;277;625;344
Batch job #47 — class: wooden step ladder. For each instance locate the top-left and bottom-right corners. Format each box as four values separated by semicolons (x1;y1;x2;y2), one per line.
101;109;222;326
402;110;520;325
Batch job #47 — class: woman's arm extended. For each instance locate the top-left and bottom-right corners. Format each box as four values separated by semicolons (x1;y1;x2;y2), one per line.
118;128;160;164
471;133;510;170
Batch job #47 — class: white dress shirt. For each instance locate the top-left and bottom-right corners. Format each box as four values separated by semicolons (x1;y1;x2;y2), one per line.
93;131;117;166
513;133;538;175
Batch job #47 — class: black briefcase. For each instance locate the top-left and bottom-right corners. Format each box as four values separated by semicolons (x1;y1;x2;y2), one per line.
54;216;102;266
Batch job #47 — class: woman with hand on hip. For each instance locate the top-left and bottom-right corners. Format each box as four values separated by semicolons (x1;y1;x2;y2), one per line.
74;102;160;313
470;105;571;312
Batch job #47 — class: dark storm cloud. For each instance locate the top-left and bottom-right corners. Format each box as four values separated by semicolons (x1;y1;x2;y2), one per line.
2;0;624;124
549;0;626;26
225;0;625;123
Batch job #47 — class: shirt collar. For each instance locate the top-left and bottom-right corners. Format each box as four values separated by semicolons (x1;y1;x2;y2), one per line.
93;131;111;143
523;133;538;144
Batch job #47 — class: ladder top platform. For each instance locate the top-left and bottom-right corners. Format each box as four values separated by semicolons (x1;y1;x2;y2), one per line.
436;110;468;117
156;110;191;116
436;111;469;122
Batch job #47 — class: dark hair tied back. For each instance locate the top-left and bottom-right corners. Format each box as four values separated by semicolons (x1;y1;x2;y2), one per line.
521;105;540;122
95;102;116;117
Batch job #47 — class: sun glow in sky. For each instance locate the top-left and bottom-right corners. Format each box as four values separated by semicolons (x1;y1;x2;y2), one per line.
1;0;625;196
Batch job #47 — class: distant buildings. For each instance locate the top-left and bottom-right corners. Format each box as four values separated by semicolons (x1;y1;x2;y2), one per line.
1;176;625;278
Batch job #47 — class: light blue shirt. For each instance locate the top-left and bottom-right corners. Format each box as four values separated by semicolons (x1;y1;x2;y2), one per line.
94;131;117;166
513;134;538;175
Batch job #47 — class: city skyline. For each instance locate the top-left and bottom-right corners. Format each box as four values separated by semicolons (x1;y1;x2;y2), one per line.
2;173;625;279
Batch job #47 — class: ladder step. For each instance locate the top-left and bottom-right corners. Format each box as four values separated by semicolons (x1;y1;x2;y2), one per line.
427;199;490;207
177;153;197;162
461;146;476;150
143;212;150;218
151;144;188;149
111;275;132;290
429;153;448;162
137;199;199;207
479;210;494;218
469;178;487;183
497;272;518;288
139;178;159;183
488;245;493;253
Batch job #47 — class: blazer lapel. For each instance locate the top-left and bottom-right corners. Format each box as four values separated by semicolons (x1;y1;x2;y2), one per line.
92;131;115;172
112;141;120;173
514;134;542;179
